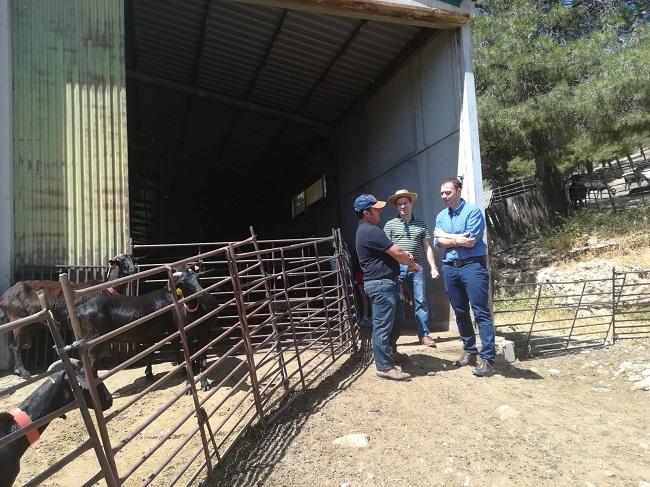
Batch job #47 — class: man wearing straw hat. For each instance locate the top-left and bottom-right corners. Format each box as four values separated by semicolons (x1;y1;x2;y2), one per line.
384;189;439;348
354;194;419;381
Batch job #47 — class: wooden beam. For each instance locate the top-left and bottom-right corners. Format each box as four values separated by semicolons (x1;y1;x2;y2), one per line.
126;70;334;135
230;0;472;29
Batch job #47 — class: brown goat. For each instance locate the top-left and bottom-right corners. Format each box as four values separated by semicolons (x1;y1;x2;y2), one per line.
0;255;137;378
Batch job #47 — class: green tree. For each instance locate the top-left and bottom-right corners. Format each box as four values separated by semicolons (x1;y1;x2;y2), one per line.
473;0;650;207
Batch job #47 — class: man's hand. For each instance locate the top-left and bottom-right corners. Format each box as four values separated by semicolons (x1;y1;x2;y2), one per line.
455;235;476;248
433;228;453;239
430;267;439;279
408;262;420;273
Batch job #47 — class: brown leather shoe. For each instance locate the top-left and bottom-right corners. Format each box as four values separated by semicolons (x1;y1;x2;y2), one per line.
376;367;411;381
420;335;437;348
454;352;478;367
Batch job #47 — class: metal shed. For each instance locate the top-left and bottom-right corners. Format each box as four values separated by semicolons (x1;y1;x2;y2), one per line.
0;0;482;328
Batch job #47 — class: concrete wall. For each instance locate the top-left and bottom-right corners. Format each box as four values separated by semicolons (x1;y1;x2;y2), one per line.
335;31;463;329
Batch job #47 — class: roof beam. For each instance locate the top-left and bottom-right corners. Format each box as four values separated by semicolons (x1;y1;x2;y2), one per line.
229;0;472;29
126;70;333;135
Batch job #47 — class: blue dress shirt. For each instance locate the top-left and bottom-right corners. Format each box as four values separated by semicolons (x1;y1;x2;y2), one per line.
434;200;487;262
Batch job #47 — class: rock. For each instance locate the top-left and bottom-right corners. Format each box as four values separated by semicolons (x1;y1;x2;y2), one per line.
332;433;370;448
548;368;561;378
642;369;650;378
339;483;351;487
496;405;520;420
626;374;643;382
639;480;650;487
590;387;610;393
631;378;650;392
614;361;633;377
495;336;516;363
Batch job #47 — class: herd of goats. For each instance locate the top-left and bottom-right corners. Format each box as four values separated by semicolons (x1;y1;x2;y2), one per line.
566;167;650;206
0;254;224;486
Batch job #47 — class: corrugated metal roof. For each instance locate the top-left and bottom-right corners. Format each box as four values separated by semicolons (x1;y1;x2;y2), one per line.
128;0;425;171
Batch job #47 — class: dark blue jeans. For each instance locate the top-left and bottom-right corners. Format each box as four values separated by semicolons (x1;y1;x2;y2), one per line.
442;260;495;362
363;279;399;371
399;264;430;338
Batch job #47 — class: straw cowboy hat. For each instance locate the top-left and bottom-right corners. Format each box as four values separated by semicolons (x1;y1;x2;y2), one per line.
388;189;418;206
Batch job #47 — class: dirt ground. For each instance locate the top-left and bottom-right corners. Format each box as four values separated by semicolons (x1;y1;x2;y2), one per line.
2;330;650;487
208;331;650;487
0;356;256;486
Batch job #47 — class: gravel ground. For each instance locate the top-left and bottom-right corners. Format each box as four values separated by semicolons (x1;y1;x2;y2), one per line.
208;331;650;487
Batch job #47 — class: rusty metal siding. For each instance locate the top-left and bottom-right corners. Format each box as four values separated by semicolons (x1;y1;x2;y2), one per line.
11;0;129;269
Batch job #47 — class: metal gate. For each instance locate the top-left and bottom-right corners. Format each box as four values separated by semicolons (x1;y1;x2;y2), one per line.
493;268;650;355
1;228;360;486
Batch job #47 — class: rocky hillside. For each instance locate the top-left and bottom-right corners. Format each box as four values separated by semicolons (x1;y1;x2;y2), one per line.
490;207;650;291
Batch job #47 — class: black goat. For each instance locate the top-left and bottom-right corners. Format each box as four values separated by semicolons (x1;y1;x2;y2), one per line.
566;175;588;208
76;265;217;391
0;254;138;379
0;359;113;487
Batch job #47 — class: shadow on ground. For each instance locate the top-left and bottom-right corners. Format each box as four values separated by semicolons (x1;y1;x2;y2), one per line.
205;353;372;487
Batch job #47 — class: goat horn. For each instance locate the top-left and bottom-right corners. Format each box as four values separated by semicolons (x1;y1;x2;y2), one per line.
46;359;89;389
47;360;63;383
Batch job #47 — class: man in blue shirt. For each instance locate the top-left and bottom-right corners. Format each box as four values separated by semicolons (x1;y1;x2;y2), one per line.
354;194;420;381
434;178;495;377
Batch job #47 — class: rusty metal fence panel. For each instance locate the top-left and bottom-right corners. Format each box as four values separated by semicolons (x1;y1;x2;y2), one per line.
493;268;650;355
0;296;118;487
11;265;108;373
612;269;650;340
2;228;359;486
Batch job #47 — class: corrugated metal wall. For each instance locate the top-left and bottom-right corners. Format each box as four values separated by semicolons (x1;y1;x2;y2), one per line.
11;0;129;269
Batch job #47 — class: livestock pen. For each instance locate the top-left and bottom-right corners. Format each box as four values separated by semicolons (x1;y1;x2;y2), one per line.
493;268;650;356
0;229;361;486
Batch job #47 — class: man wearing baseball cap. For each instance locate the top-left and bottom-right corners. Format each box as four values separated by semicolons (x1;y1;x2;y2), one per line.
354;193;420;381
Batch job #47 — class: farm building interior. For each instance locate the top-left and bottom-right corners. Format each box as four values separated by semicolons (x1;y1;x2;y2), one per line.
125;0;464;246
3;0;474;328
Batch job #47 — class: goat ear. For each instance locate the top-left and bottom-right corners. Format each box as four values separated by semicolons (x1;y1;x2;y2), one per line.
0;412;15;434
